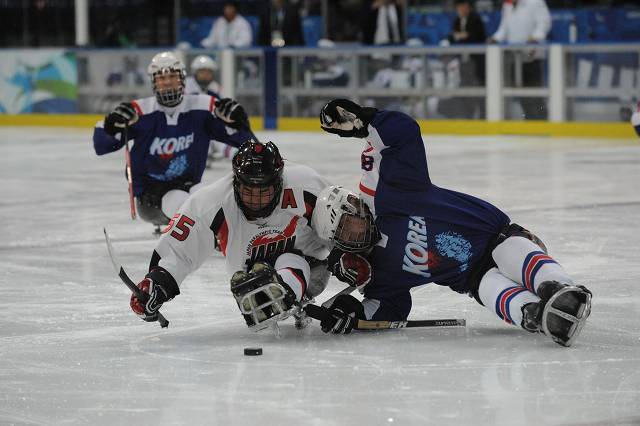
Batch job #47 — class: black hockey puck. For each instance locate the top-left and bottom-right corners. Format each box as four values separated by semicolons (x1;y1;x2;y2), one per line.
244;347;263;356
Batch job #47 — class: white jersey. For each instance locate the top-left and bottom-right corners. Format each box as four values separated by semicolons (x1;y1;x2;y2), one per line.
185;76;222;97
153;162;331;287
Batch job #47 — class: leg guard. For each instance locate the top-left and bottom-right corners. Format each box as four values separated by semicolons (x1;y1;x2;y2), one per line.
538;281;592;347
466;223;546;305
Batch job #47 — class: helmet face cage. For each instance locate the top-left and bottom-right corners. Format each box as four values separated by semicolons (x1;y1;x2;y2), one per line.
150;68;186;107
333;195;378;253
232;141;284;219
315;186;378;253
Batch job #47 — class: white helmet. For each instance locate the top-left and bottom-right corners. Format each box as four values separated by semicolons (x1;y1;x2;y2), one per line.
313;185;379;253
190;55;218;72
147;51;186;107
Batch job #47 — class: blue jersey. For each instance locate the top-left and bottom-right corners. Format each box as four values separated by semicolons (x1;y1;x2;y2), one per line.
358;110;510;315
93;94;251;196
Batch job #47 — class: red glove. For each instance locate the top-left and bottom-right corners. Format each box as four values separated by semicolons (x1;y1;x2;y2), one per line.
130;278;168;322
327;249;372;291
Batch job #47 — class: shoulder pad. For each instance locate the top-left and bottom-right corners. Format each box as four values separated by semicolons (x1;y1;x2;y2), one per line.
131;96;157;116
182;94;216;113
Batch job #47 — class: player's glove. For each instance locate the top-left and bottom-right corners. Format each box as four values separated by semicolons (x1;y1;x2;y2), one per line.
327;249;372;292
129;268;180;322
320;294;365;334
104;102;138;136
319;99;377;138
215;98;249;130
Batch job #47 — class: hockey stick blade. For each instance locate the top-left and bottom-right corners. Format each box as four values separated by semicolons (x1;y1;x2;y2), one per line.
103;228;169;328
321;285;356;308
304;304;465;330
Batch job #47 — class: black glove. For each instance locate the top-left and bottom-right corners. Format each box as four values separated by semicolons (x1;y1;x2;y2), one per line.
215;98;249;130
327;249;372;291
104;102;138;136
129;268;180;322
319;99;377;138
320;294;365;334
129;278;168;322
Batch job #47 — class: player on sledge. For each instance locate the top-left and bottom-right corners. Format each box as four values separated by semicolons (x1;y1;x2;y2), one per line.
93;51;252;230
184;54;237;165
128;140;333;331
309;99;592;347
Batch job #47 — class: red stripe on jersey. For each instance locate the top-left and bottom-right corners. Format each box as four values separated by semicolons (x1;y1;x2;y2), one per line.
303;202;313;223
359;182;376;196
131;101;143;117
209;96;215;112
218;220;229;256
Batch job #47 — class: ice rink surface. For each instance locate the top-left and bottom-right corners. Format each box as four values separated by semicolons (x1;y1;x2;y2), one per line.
1;126;639;426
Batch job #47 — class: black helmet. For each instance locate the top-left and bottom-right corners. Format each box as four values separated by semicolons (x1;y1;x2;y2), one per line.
232;140;284;219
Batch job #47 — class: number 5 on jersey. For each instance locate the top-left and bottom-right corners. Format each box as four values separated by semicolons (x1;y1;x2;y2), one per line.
164;214;195;241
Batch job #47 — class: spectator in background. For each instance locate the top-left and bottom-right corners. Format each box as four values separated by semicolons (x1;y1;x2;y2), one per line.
446;0;486;118
259;0;305;47
362;0;405;46
201;1;253;48
488;0;551;120
448;0;486;45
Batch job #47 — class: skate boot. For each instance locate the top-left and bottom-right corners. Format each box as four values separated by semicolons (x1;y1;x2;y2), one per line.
536;281;592;347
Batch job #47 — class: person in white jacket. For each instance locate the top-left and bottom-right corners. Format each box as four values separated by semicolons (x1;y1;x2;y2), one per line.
489;0;551;120
201;1;253;48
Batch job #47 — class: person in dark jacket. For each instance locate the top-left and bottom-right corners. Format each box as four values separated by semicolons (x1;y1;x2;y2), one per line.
448;0;486;45
259;0;305;47
447;0;486;118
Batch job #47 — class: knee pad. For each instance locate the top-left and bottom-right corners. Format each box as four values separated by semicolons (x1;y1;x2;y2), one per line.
161;189;189;218
306;264;330;299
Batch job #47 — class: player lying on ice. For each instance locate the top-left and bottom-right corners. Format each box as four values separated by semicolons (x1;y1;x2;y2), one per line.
93;51;252;230
129;140;333;331
308;99;592;347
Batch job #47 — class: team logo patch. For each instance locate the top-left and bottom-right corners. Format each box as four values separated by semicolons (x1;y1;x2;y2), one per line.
435;231;472;272
148;155;188;181
246;216;299;265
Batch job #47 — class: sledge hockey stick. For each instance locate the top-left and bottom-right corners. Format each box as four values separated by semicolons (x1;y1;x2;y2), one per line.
304;304;465;330
122;124;137;220
103;228;169;328
321;285;356;308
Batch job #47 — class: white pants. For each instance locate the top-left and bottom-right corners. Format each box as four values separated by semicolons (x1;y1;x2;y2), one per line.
478;236;572;327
